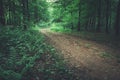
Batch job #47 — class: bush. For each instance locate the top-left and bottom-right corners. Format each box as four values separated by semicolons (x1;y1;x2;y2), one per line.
0;27;47;80
50;23;72;33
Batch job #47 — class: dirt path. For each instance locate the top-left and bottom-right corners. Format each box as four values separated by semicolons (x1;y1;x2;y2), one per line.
40;28;120;80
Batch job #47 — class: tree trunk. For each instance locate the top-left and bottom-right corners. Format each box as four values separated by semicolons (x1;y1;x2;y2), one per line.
96;0;101;32
105;0;110;33
34;6;38;23
71;12;74;30
114;0;120;35
0;0;5;25
77;1;81;31
108;1;112;33
22;0;29;30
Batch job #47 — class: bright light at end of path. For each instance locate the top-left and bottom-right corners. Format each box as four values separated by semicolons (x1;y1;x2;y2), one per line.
46;0;58;2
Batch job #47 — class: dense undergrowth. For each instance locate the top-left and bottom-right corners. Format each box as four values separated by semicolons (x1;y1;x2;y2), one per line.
0;27;76;80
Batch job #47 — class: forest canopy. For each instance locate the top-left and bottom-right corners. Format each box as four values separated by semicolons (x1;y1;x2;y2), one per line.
51;0;120;35
0;0;49;29
0;0;120;35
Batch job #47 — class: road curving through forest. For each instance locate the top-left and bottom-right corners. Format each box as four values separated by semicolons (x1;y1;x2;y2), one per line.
40;28;120;80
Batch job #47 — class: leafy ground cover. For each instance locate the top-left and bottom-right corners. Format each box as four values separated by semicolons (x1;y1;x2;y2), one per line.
0;27;79;80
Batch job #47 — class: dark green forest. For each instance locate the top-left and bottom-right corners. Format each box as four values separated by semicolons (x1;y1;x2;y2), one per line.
0;0;120;34
51;0;120;35
0;0;120;80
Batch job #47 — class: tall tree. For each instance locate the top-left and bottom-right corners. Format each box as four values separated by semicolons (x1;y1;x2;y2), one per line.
77;0;81;31
105;0;110;33
114;0;120;35
96;0;102;32
0;0;5;25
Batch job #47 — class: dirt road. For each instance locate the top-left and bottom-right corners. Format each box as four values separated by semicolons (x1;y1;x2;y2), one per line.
40;28;120;80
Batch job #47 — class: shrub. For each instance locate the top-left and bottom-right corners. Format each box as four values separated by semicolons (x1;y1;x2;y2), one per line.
0;28;46;80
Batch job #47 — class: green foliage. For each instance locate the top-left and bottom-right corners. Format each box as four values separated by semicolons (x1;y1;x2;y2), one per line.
100;52;114;59
0;27;46;79
84;43;92;48
50;23;72;33
51;0;120;34
0;68;21;80
0;0;49;26
0;27;76;80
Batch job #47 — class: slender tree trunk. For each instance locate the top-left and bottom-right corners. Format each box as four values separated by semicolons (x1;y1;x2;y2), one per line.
77;1;81;31
71;12;74;30
85;20;89;31
109;1;112;32
91;17;95;31
96;0;101;32
87;18;91;31
109;14;112;32
26;0;29;21
89;17;92;30
114;0;120;35
8;0;12;25
22;0;29;30
12;1;15;25
0;0;5;25
34;6;38;23
105;0;110;33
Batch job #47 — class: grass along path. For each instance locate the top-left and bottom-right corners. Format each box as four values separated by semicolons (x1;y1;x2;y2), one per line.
40;28;120;80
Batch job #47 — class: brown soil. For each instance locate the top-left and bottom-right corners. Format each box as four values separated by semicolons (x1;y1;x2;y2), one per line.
40;28;120;80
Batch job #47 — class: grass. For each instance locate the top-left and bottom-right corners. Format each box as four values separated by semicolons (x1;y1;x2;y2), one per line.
100;52;114;59
50;26;71;33
50;23;72;33
85;43;92;48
